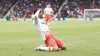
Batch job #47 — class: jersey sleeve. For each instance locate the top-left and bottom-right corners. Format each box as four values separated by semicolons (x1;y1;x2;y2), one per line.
34;9;42;25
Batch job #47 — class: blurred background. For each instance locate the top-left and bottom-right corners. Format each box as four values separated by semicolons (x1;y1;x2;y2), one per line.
0;0;100;21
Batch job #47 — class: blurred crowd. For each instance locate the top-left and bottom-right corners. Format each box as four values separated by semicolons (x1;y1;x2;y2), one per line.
57;0;100;20
0;0;64;19
6;0;64;19
0;0;100;20
0;0;17;18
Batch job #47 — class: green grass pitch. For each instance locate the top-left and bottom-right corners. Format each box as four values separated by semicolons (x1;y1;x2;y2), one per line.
0;20;100;56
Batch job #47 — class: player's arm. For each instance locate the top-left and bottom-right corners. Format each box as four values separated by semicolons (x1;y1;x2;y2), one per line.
51;11;54;15
34;11;40;25
34;16;38;25
34;15;42;25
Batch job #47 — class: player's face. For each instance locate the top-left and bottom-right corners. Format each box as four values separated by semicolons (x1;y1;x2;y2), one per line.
46;4;51;8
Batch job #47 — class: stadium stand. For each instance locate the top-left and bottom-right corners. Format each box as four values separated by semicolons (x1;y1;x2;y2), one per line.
3;0;64;19
0;0;17;18
57;0;100;19
0;0;100;20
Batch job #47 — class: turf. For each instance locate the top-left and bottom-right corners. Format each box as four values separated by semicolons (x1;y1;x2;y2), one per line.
0;20;100;56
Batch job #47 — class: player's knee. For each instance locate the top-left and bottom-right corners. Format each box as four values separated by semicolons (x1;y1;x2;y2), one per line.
61;45;67;50
53;46;59;51
61;47;66;50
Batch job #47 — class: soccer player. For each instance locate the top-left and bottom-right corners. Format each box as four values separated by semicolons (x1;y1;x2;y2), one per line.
33;8;66;51
44;4;54;24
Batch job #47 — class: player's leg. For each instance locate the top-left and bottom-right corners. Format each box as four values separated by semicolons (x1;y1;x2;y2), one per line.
34;32;59;51
44;32;59;51
45;32;67;50
34;45;59;51
53;37;67;50
45;15;52;24
34;44;54;51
